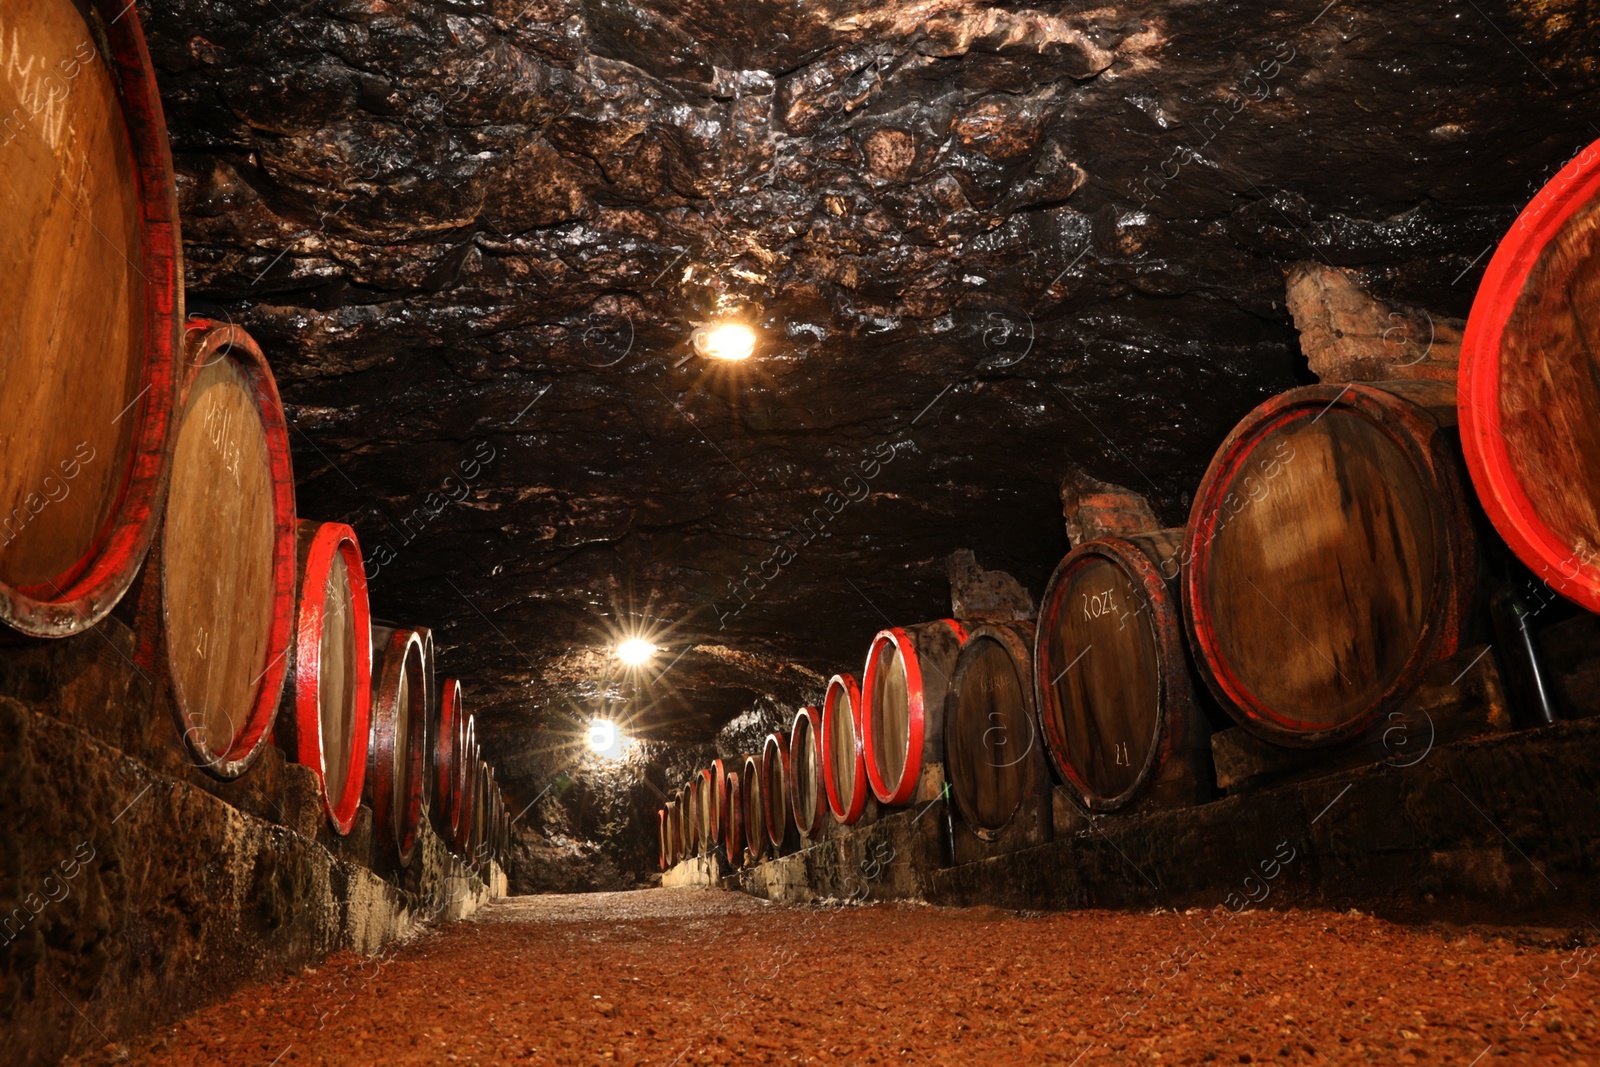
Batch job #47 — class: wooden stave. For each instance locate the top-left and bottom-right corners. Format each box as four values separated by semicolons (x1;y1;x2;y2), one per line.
1035;532;1196;811
741;754;768;864
1183;381;1478;748
821;673;868;824
788;705;827;840
861;619;970;806
1459;137;1600;615
154;322;296;780
368;626;427;864
761;732;795;851
279;521;372;834
946;620;1050;837
0;0;183;638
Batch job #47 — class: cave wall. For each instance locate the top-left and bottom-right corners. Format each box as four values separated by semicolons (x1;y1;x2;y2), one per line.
131;0;1600;872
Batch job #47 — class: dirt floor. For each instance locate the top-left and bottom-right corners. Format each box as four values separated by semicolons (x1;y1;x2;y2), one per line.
109;888;1597;1065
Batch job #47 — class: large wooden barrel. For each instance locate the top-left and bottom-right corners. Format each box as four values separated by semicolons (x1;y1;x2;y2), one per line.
0;0;182;637
368;626;427;864
1036;531;1206;809
711;756;740;850
452;715;477;856
862;619;969;805
433;678;464;838
761;731;794;852
1184;381;1478;747
664;800;680;866
411;623;437;816
472;759;492;871
821;673;868;824
687;776;704;855
788;706;827;840
278;521;372;834
697;766;719;850
1460;138;1600;614
657;808;668;871
946;621;1053;837
741;754;768;864
722;768;745;866
151;322;295;780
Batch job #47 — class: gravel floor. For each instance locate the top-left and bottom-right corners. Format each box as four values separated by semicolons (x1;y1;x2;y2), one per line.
125;888;1598;1065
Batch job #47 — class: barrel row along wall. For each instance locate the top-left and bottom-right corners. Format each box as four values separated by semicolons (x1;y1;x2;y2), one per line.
0;3;514;1062
653;142;1600;909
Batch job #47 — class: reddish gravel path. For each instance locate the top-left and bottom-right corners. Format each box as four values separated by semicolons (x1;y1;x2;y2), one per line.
129;889;1597;1065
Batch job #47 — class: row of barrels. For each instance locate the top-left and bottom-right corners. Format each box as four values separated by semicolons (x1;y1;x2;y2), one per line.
658;136;1600;863
0;1;510;871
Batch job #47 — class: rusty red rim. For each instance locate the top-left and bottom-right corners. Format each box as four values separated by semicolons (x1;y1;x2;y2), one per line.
788;705;827;838
820;673;868;824
762;732;791;849
292;522;372;834
163;321;295;780
1460;137;1600;614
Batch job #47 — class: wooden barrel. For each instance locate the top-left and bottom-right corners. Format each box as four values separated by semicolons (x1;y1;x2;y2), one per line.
711;756;740;850
862;619;969;805
1184;381;1478;747
761;732;794;852
368;626;427;864
1036;532;1204;810
472;759;492;871
788;706;827;840
722;768;745;866
432;678;464;839
697;766;719;850
657;808;668;871
278;521;372;834
152;322;295;780
0;0;181;637
663;800;679;866
452;715;477;856
946;621;1052;836
821;673;868;824
411;623;437;816
741;754;768;864
1460;138;1600;614
687;776;703;855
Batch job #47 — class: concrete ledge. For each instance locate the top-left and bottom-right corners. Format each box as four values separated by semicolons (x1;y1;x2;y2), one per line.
929;717;1600;923
728;719;1600;925
661;854;720;887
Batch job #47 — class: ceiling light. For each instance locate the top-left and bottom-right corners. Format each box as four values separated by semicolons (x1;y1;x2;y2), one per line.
616;637;657;666
691;322;756;362
587;719;627;759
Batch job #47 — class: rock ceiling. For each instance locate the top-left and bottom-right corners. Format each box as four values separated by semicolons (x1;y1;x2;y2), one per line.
141;0;1599;800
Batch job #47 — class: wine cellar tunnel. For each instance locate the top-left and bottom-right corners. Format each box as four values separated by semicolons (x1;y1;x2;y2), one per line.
5;0;1600;1062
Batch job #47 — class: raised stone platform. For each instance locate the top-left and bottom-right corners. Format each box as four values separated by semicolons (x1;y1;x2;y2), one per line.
721;718;1600;926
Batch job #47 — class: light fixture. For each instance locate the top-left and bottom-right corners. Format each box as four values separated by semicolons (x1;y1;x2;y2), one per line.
587;718;628;759
691;321;756;362
616;637;657;666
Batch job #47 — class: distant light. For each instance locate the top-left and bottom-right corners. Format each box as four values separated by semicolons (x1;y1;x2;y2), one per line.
617;637;657;666
588;719;628;759
692;322;756;362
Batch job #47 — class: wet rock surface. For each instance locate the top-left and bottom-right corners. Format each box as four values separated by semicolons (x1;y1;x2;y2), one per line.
136;0;1600;878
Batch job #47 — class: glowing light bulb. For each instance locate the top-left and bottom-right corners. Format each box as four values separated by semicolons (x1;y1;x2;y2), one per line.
692;322;756;362
587;719;627;759
617;637;656;666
